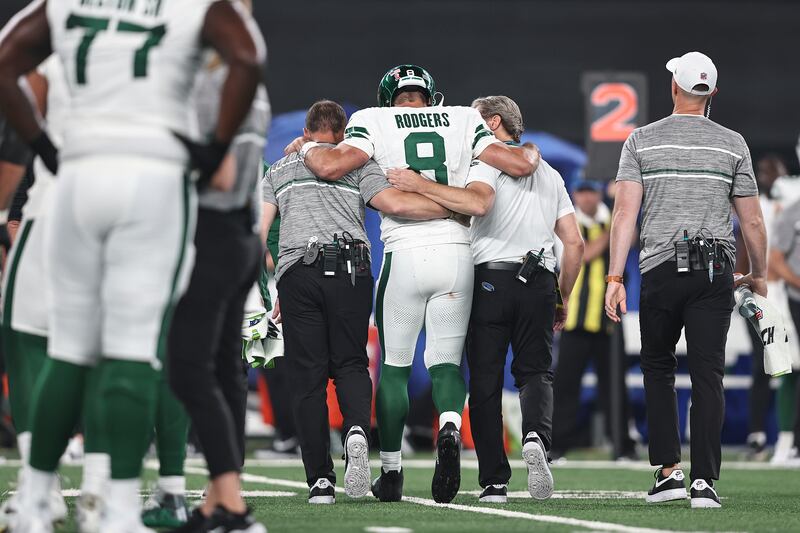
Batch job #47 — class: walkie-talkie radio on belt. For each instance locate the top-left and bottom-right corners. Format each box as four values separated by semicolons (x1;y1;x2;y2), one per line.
674;229;724;282
516;248;545;284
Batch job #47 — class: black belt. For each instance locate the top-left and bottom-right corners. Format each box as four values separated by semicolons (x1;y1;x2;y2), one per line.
475;261;522;272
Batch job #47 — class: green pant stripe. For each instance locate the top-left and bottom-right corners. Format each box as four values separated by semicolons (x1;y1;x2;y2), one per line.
156;175;191;361
1;220;34;334
374;252;392;362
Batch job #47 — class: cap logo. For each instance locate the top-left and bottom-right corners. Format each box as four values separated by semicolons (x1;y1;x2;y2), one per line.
700;72;708;80
390;68;401;81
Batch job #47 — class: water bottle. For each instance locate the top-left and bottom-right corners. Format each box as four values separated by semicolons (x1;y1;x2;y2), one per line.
734;284;762;321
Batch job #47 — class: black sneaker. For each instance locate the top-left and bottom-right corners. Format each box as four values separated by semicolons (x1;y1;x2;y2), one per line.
645;468;687;503
690;479;721;508
167;508;211;533
308;478;336;504
371;468;404;502
431;422;461;503
522;431;554;500
343;426;371;499
478;484;508;503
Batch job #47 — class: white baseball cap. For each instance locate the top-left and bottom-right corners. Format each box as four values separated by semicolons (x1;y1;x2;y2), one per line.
665;51;717;95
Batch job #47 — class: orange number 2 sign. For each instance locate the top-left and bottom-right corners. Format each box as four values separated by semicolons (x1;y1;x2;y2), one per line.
590;83;638;142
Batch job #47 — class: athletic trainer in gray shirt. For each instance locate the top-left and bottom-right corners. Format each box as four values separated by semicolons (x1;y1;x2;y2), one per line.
260;100;449;498
604;51;767;507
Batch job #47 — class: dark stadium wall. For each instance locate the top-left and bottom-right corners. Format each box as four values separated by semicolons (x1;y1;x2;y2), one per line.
2;0;798;168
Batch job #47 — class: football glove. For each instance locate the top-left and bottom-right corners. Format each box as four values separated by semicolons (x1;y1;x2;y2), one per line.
30;130;59;175
174;132;229;189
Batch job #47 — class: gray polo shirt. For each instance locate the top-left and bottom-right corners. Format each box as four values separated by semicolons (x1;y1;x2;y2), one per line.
262;150;390;281
617;114;758;273
772;199;800;301
192;66;270;214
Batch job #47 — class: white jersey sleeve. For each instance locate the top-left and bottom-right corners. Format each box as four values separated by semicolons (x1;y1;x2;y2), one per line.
464;107;499;158
465;160;501;191
341;109;377;158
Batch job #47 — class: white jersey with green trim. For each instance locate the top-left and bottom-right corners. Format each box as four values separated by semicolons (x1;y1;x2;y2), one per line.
341;105;499;252
47;0;214;163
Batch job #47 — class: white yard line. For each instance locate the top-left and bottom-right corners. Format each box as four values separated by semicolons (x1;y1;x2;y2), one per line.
404;495;684;533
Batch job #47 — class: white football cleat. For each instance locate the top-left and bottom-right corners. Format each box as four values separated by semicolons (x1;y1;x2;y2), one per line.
76;493;103;533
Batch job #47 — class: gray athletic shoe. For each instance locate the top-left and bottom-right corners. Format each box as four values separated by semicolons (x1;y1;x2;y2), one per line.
522;432;554;500
343;426;370;499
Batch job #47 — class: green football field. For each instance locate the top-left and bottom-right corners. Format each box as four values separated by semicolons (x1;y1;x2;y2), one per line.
1;456;799;532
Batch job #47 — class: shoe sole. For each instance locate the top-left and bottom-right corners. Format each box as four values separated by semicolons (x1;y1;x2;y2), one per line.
523;442;554;500
478;495;508;504
691;497;721;508
308;495;335;504
344;436;371;499
645;488;688;503
431;433;461;503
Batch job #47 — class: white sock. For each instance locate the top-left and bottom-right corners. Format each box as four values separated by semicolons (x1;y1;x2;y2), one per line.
380;451;402;472
17;431;31;465
81;453;110;496
157;475;186;496
19;466;56;512
439;411;462;430
103;479;142;525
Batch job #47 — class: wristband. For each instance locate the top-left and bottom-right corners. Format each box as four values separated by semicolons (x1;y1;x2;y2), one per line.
298;141;320;160
605;275;623;284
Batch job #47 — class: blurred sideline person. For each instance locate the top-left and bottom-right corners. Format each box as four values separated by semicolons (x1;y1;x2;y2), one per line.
288;65;539;504
263;100;453;504
0;106;33;210
0;59;70;529
768;198;800;462
166;15;269;533
552;180;637;461
388;95;583;503
0;1;264;531
734;154;789;458
605;51;766;508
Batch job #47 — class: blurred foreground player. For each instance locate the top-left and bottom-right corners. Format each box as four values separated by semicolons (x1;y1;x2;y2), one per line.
167;20;269;533
0;0;263;531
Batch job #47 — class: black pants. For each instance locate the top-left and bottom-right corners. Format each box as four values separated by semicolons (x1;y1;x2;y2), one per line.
168;208;262;478
261;362;297;443
639;261;733;481
466;267;555;488
786;298;800;445
746;321;772;435
552;330;636;456
277;260;373;486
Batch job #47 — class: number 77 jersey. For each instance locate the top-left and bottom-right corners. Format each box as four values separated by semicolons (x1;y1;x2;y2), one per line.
47;0;214;163
341;105;499;252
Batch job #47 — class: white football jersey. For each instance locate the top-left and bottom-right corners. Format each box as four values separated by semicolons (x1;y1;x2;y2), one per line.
341;106;499;252
47;0;214;163
25;55;68;219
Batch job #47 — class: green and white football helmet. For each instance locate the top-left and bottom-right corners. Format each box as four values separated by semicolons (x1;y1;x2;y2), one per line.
377;64;441;107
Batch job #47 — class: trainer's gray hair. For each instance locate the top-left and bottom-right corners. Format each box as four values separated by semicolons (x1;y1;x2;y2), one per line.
472;95;524;142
